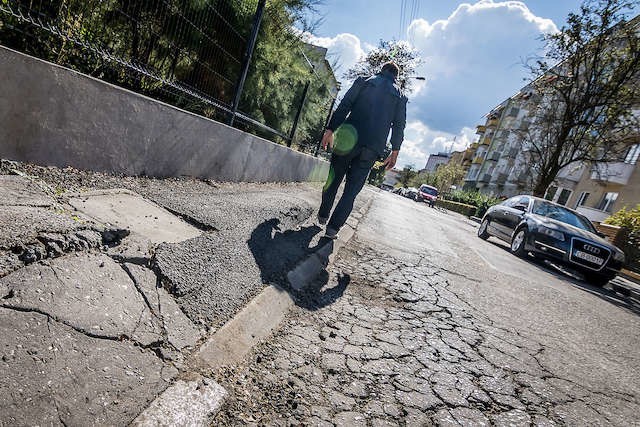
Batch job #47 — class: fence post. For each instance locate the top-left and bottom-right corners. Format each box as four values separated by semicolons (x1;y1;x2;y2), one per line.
229;0;266;126
314;96;337;156
288;80;310;147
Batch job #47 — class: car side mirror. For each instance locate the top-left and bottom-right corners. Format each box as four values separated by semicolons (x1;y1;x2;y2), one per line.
596;231;606;239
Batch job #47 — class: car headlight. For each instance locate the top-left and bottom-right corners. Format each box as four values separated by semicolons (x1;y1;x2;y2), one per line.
538;226;565;241
613;250;625;263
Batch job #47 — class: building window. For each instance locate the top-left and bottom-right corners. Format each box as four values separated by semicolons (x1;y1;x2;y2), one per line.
557;189;572;206
597;192;618;213
575;192;590;208
545;186;558;201
545;186;572;206
624;144;640;164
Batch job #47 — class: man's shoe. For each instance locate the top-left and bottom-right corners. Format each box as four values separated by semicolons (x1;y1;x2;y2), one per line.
324;226;338;239
317;215;328;225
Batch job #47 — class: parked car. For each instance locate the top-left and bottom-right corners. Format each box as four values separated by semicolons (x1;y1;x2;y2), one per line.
477;195;626;286
403;187;419;199
392;187;404;195
415;184;438;207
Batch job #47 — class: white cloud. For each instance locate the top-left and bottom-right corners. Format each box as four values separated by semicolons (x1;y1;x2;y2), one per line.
396;121;477;169
407;1;557;132
304;1;559;169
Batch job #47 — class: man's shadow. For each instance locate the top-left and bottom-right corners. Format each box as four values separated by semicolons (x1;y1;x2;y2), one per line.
247;218;351;310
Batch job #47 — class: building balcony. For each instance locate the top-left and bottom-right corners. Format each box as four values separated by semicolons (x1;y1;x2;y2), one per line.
481;137;491;145
510;172;528;186
576;206;610;223
470;142;479;149
505;147;519;159
476;125;486;134
487;118;499;127
472;156;484;164
463;149;475;161
494;173;508;185
486;151;501;161
478;173;492;183
557;164;586;183
590;162;635;185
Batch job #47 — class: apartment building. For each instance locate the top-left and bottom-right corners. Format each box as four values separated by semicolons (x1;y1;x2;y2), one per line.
463;93;537;197
423;152;451;172
560;144;640;222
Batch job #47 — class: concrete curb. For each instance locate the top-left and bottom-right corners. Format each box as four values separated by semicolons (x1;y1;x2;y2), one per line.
134;193;375;425
132;377;227;427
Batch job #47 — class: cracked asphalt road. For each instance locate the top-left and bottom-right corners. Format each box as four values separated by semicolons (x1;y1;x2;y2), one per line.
214;191;640;426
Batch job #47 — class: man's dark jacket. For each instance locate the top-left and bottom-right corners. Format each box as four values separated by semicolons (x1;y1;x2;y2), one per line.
327;70;407;156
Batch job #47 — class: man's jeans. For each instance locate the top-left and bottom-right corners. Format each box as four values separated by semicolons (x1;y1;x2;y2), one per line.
319;145;377;231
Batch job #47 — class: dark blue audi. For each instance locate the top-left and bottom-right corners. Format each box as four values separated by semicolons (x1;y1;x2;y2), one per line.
477;195;626;286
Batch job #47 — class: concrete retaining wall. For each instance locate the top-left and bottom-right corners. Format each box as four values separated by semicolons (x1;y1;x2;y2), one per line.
0;46;329;182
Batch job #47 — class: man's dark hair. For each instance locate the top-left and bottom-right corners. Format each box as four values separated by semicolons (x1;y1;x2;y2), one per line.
380;62;400;78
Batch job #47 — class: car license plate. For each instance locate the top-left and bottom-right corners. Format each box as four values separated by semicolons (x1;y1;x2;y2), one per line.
574;250;604;265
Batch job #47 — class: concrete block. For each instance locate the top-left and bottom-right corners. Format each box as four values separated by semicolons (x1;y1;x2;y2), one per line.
68;189;202;245
132;378;226;427
193;285;294;370
0;46;329;183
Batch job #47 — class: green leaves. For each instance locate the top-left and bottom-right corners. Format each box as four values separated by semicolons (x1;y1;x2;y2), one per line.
345;39;423;96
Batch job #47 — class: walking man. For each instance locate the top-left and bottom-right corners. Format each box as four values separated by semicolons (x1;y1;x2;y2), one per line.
318;62;407;238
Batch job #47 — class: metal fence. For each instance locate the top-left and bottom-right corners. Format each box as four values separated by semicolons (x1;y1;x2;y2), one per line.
0;0;334;146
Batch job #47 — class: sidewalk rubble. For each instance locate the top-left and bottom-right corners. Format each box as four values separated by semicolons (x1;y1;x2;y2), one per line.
0;159;371;426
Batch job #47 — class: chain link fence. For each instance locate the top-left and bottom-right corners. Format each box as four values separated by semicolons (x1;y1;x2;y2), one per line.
0;0;336;150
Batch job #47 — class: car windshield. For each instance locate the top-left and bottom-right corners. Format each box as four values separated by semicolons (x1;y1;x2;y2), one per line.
531;200;596;232
420;186;438;196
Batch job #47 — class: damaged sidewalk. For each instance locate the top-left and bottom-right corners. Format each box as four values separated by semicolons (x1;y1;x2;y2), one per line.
0;159;373;426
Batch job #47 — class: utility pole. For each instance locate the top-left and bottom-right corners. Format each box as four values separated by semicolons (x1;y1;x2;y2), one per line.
229;0;266;126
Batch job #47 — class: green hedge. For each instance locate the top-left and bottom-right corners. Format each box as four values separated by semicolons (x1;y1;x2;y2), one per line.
438;199;477;217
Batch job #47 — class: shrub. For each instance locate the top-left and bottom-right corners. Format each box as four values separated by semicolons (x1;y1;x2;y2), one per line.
436;200;477;217
440;189;501;217
604;205;640;273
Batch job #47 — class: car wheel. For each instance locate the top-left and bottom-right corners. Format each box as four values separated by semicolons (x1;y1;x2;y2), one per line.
477;218;490;239
585;273;613;287
510;228;528;258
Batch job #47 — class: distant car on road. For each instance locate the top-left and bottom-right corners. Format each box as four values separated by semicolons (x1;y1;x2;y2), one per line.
403;187;419;200
477;195;625;286
415;184;438;207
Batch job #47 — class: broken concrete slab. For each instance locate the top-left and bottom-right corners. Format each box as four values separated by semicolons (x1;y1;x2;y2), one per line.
0;175;54;207
0;205;97;250
125;263;201;350
0;201;106;279
0;253;163;346
0;307;177;427
68;189;202;245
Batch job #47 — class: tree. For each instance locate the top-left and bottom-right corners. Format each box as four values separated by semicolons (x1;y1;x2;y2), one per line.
409;163;465;193
0;0;333;147
396;165;418;187
345;39;422;96
517;0;640;197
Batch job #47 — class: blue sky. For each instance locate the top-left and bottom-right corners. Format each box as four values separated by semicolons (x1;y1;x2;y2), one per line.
303;1;588;168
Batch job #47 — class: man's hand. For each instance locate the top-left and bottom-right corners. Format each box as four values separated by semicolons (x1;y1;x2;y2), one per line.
321;129;334;151
382;150;399;170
